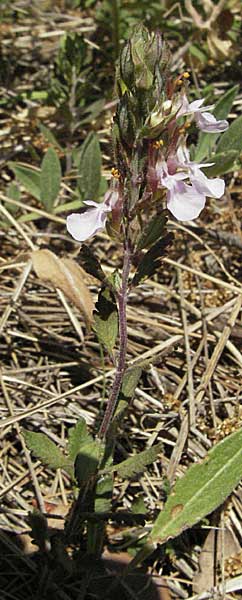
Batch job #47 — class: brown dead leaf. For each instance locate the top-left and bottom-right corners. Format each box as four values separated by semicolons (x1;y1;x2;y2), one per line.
207;30;232;59
32;249;94;327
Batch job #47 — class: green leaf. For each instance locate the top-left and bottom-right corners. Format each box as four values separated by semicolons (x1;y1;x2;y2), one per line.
9;163;41;200
189;44;207;64
40;147;62;211
137;212;167;250
6;183;20;214
75;440;102;485
77;132;102;201
194;85;239;162
202;150;238;176
23;429;68;471
132;233;173;286
54;199;83;213
68;418;93;462
113;442;163;479
217;114;242;155
94;287;118;353
78;244;106;283
38;123;62;150
151;428;242;544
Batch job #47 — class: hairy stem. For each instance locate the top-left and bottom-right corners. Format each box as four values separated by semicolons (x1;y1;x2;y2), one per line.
98;241;131;439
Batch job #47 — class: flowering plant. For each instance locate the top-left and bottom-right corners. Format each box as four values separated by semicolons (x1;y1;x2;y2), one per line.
66;26;229;446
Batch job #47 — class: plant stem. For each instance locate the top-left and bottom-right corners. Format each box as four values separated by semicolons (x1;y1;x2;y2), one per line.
98;241;131;439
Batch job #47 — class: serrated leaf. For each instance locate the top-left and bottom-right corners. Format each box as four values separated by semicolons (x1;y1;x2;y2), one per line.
151;428;242;544
194;85;239;162
75;440;102;485
32;249;94;327
94;287;118;353
217;114;242;155
40;147;62;211
23;429;68;470
78;244;106;283
78;132;101;201
120;367;142;400
137;212;167;250
132;233;173;286
113;442;162;479
202;150;238;176
68;418;93;462
9;163;41;200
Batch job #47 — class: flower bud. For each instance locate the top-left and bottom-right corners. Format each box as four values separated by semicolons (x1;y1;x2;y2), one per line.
120;39;135;91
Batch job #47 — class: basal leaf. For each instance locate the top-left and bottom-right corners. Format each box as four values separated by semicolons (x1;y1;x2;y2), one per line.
75;440;103;485
202;150;238;177
23;429;68;471
68;418;93;462
94;287;118;353
9;163;41;200
114;442;163;479
194;85;239;162
40;147;62;211
151;428;242;544
132;233;173;286
77;132;101;201
217;114;242;155
137;212;167;250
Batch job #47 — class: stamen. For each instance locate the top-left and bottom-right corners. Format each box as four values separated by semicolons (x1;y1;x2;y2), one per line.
111;167;121;179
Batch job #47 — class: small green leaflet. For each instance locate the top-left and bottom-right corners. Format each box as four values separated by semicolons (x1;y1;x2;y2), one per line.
151;428;242;544
40;147;62;212
133;233;173;286
111;442;163;479
120;367;142;400
137;212;168;250
78;244;106;283
94;287;118;353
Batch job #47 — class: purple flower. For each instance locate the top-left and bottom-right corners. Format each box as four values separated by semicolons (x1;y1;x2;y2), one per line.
66;190;119;242
177;95;228;133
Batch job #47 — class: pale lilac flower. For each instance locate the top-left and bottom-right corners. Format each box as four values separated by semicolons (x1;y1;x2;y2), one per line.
177;146;225;199
156;146;225;221
156;159;206;221
67;190;119;242
177;95;228;133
